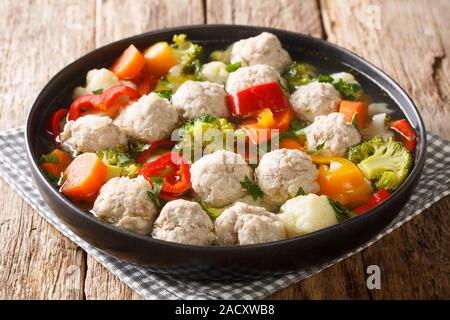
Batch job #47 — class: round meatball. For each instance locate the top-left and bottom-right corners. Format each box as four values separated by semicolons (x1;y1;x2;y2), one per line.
60;115;127;153
230;32;292;73
290;82;341;122
114;92;179;142
306;112;361;156
92;176;157;235
190;150;253;207
171;80;229;120
152;200;215;246
215;202;286;245
225;64;282;94
255;149;319;207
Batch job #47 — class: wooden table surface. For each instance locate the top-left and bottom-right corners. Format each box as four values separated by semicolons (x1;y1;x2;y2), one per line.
0;0;449;300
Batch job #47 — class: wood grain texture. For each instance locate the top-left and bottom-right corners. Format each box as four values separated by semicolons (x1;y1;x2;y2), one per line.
0;0;96;299
206;0;323;37
0;0;449;300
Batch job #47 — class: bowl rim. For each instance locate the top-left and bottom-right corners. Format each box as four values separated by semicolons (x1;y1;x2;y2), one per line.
25;24;427;252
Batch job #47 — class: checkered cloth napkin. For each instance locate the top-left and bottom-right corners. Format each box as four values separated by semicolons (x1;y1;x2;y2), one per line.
0;127;449;300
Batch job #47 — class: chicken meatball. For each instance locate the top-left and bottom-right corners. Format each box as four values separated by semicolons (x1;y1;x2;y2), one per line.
230;32;292;73
306;112;361;156
114;92;179;142
215;202;286;245
171;80;229;120
190;150;253;207
290;82;341;122
152;200;215;245
225;64;282;94
92;176;157;235
255;149;319;207
60;115;127;153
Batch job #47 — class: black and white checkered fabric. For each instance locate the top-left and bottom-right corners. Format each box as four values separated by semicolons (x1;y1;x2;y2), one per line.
0;127;449;300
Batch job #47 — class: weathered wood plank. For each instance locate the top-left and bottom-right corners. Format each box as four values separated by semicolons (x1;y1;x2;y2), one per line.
206;0;323;38
84;0;205;300
320;0;450;299
0;0;96;299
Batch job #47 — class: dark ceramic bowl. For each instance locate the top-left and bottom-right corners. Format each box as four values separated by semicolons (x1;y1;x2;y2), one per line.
26;25;426;279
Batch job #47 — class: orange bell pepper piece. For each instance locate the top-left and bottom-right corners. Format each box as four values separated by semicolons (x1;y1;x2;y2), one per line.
144;42;178;77
312;154;373;208
339;100;368;128
110;44;146;80
280;137;306;151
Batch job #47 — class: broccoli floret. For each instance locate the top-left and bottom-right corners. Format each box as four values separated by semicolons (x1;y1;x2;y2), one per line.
170;34;203;76
177;114;236;161
347;135;412;190
96;146;141;178
282;62;318;92
209;45;232;64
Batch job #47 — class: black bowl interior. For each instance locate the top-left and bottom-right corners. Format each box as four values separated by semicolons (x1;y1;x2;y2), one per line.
26;25;426;278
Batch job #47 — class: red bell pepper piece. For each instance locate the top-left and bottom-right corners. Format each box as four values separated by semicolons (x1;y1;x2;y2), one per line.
139;152;191;195
390;119;416;152
228;81;289;117
48;108;68;144
353;189;391;214
68;85;140;120
136;139;176;164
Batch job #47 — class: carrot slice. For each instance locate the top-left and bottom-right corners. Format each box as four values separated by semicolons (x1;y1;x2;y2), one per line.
40;149;72;177
339;100;368;128
110;44;146;80
60;153;107;201
143;42;178;77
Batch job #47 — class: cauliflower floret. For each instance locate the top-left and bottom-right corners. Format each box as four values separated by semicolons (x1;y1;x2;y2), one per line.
230;32;292;73
190;150;253;207
60;115;127;153
330;72;359;85
255;149;319;207
152;200;215;245
200;61;229;84
290;82;341;122
92;176;157;235
306;112;361;156
171;80;229;120
215;202;286;245
73;68;136;98
278;194;338;236
114;92;179;142
225;64;282;94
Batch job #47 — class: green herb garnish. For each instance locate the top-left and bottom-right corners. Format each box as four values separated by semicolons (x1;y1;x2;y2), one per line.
240;176;264;201
225;61;241;73
147;177;165;209
92;88;104;95
306;142;325;155
351;112;359;129
333;79;361;101
317;74;333;83
39;154;59;164
328;198;357;221
155;90;174;100
193;59;203;81
296;187;306;196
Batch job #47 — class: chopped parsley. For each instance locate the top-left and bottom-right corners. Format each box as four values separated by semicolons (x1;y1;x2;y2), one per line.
328;198;357;221
147;177;165;209
225;61;241;73
351;112;359;129
39;154;59;164
296;187;306;197
92;88;104;95
306;142;325;155
240;176;264;201
317;74;333;83
155;90;174;100
333;79;361;101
